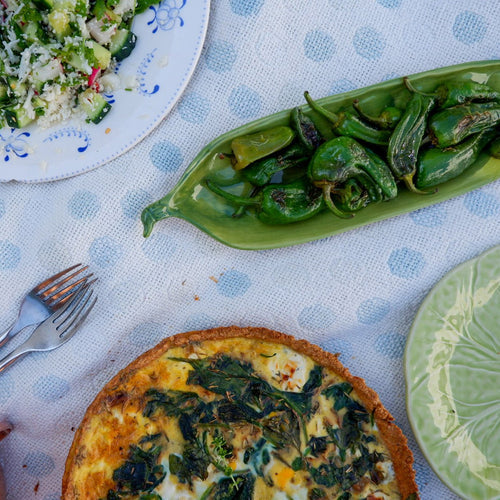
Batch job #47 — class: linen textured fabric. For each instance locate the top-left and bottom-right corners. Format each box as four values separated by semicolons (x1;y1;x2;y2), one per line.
0;0;500;498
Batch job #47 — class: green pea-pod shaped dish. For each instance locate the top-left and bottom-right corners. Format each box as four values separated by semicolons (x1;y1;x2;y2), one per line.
142;60;500;250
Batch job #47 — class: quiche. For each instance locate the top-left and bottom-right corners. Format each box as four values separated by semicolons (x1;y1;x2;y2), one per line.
63;326;419;500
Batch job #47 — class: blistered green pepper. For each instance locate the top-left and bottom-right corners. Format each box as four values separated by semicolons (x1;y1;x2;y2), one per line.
352;100;402;129
333;178;372;213
416;129;496;188
490;137;500;158
205;178;324;224
405;78;500;109
242;142;311;186
387;92;435;194
429;102;500;148
231;126;295;170
290;107;324;150
308;136;397;217
304;92;391;146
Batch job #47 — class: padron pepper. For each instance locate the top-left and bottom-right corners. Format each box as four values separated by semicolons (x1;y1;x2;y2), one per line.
404;77;500;109
416;129;496;189
205;178;324;224
428;102;500;148
242;142;311;186
490;137;500;159
332;178;372;213
304;92;392;146
290;107;324;150
308;136;397;217
231;126;295;170
352;99;402;129
387;91;436;194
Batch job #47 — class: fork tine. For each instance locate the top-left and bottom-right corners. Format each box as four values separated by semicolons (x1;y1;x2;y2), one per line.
51;281;91;324
49;277;97;310
44;274;94;306
57;287;95;335
32;264;83;293
58;294;97;340
35;264;89;298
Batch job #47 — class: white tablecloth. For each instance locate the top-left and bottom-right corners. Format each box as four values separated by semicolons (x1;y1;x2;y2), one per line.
1;0;500;498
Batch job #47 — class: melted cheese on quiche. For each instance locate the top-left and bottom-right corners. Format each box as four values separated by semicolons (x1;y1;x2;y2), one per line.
67;338;402;499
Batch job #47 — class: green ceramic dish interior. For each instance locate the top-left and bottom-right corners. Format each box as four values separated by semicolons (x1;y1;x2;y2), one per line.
405;245;500;500
142;60;500;250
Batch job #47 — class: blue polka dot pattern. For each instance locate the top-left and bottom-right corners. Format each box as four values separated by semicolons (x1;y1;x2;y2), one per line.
150;141;183;173
177;92;210;124
129;322;166;347
228;85;262;119
121;189;153;219
377;0;402;7
298;304;336;331
32;375;70;403
329;79;356;94
321;337;353;365
410;205;447;227
142;232;177;262
388;247;425;279
353;27;386;60
230;0;264;16
183;313;218;331
303;30;336;62
464;190;499;218
453;11;487;45
89;236;123;268
375;332;406;358
216;269;251;297
356;297;390;324
0;240;21;270
23;451;55;477
68;190;100;220
205;40;237;73
0;199;5;219
0;372;14;404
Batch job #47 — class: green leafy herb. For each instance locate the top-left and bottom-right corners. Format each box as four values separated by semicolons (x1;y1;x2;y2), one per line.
108;441;165;497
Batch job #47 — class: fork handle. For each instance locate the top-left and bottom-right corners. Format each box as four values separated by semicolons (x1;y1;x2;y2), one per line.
0;319;31;348
0;324;14;349
0;343;32;373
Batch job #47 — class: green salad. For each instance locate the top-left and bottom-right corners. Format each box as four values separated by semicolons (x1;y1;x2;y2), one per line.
0;0;157;128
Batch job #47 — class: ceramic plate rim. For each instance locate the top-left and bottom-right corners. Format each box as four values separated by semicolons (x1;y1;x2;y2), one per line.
404;244;500;499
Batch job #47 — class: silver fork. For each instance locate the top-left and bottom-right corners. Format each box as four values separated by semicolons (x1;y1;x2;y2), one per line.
0;264;93;348
0;282;97;373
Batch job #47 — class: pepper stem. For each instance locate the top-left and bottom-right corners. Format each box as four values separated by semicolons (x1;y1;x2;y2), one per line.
403;174;437;195
304;91;341;127
323;184;354;218
403;77;436;97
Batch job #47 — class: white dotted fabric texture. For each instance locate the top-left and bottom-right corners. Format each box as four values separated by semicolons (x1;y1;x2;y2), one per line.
1;0;500;499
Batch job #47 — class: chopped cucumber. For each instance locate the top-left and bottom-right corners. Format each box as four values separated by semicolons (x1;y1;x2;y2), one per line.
31;0;54;10
7;78;27;99
109;29;137;61
90;42;112;70
0;84;10;104
78;88;111;124
48;9;71;38
5;107;34;128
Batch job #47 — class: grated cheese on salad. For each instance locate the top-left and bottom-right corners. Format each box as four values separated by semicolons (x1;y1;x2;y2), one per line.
0;0;159;128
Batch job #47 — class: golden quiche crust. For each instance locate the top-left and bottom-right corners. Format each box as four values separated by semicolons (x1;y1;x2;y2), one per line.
62;326;419;499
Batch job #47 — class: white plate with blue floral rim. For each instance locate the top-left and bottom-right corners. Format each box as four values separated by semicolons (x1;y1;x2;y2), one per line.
405;245;500;499
0;0;210;183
